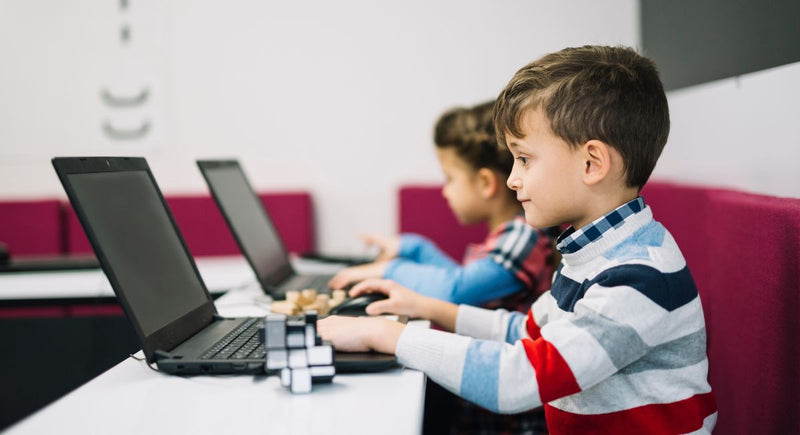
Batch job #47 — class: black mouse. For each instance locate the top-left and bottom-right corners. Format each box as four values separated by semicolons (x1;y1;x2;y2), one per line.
328;293;388;316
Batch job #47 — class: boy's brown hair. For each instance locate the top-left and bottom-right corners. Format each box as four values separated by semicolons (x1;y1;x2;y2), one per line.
494;45;670;189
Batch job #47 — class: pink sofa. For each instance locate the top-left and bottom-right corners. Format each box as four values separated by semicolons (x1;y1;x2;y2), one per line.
401;181;800;434
0;192;314;259
1;191;315;320
0;200;63;255
64;192;314;257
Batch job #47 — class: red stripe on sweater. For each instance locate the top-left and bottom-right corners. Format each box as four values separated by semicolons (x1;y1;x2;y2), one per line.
521;337;581;403
544;391;717;435
525;310;541;339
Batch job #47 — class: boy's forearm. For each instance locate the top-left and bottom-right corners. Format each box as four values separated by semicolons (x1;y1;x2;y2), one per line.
363;300;458;354
367;319;406;355
420;297;459;332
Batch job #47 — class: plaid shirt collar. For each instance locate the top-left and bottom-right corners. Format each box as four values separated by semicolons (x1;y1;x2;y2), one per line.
556;196;646;255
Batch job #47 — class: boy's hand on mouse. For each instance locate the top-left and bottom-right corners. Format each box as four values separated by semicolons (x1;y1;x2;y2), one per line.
318;315;404;355
349;279;430;319
328;261;389;290
351;279;460;332
360;233;400;262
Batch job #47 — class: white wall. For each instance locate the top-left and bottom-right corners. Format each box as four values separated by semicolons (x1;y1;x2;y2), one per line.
0;0;639;254
653;61;800;199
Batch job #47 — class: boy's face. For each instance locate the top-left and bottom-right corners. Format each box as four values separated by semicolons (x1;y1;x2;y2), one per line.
436;147;486;225
506;109;587;229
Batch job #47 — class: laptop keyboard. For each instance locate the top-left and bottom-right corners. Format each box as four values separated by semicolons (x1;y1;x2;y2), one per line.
199;318;266;360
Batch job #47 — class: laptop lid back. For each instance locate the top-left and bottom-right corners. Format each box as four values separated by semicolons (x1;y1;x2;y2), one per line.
52;157;217;362
196;160;293;290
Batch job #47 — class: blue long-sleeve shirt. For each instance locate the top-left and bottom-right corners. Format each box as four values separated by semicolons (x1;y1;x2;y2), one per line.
383;216;553;307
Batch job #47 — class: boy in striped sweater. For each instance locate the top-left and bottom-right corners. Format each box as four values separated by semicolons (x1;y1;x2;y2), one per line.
319;45;717;434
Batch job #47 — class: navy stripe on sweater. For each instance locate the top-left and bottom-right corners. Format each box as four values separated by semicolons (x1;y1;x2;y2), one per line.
551;264;698;312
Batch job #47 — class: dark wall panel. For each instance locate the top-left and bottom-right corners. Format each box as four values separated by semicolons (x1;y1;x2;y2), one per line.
642;0;800;90
0;315;139;430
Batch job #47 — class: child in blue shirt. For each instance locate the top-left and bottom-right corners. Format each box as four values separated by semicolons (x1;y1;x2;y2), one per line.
329;101;554;312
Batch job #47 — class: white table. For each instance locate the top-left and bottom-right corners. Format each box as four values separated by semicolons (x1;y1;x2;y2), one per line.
0;256;257;300
3;257;427;434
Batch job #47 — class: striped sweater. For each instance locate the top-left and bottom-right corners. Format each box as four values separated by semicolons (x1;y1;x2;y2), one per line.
396;197;717;434
384;216;553;309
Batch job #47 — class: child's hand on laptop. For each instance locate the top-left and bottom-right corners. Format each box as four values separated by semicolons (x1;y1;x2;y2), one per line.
318;315;404;355
328;261;389;290
360;233;400;261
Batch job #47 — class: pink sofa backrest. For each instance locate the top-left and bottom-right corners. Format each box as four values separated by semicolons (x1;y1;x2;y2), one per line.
640;182;717;296
642;181;800;434
398;185;487;261
64;192;315;257
0;199;63;255
704;189;800;434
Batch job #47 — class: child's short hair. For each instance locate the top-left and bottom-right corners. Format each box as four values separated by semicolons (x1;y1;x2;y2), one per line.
434;101;514;176
494;45;670;189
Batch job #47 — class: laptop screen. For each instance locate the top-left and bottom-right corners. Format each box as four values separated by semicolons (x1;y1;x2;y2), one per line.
67;170;209;336
200;163;290;285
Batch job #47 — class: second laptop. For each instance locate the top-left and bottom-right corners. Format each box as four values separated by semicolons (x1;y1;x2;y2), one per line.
197;160;332;300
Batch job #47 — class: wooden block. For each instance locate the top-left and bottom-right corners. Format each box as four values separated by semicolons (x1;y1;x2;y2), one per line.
296;293;314;307
285;290;300;303
301;289;318;301
270;300;299;315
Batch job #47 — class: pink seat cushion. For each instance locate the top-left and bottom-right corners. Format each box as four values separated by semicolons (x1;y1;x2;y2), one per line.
65;192;315;257
0;199;63;255
398;185;487;261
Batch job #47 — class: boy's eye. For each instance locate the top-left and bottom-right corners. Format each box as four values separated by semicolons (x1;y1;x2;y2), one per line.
516;156;529;165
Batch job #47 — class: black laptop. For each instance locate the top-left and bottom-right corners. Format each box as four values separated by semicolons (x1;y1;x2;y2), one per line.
52;157;398;373
196;160;333;299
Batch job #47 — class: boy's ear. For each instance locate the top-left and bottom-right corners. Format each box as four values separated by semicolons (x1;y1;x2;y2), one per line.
581;140;612;185
476;168;499;198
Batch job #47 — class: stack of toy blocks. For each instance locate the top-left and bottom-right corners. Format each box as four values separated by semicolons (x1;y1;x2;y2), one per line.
260;311;335;393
